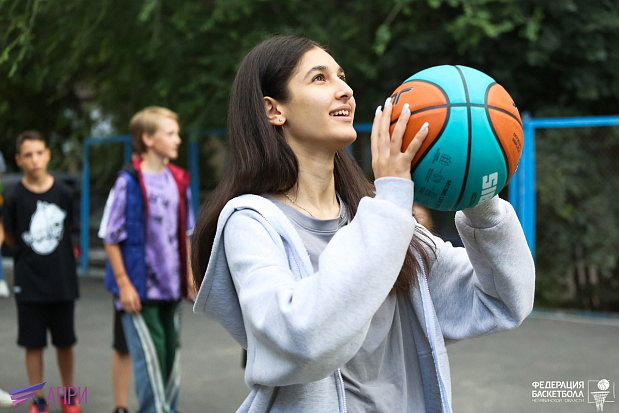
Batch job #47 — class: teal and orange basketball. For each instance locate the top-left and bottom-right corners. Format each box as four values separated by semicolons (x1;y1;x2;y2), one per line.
389;65;523;211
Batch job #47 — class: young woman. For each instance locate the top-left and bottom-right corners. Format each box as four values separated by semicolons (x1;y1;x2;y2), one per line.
191;35;535;413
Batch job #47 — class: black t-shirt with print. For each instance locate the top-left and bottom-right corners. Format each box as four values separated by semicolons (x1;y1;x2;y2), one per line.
3;180;79;302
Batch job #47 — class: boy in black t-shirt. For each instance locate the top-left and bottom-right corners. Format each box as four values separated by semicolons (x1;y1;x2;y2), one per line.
3;131;81;413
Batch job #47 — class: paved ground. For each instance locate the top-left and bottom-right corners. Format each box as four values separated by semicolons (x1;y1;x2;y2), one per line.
1;258;618;413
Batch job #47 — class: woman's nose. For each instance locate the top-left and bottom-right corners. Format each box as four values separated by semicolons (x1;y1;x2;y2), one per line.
336;80;353;100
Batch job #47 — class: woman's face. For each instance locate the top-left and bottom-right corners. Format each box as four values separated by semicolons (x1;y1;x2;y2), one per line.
278;47;357;154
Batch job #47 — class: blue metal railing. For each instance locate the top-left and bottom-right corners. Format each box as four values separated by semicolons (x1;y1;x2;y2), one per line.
509;115;619;260
80;116;619;274
80;135;132;274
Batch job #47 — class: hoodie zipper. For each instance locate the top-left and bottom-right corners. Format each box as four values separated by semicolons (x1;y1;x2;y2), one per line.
336;368;348;412
417;270;452;413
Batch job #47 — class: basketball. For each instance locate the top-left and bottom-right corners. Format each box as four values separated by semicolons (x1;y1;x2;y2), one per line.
598;379;610;391
389;65;523;211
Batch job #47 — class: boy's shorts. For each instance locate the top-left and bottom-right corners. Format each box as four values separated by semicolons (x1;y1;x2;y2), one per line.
113;307;129;354
16;301;77;348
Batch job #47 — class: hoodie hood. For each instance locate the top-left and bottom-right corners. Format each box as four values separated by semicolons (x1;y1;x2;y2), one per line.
193;194;313;348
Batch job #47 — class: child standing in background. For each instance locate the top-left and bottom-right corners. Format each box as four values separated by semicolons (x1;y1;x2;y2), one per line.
103;107;195;413
0;149;14;407
99;188;132;413
3;131;81;413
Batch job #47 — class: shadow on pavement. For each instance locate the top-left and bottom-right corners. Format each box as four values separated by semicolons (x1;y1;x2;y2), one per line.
1;259;617;412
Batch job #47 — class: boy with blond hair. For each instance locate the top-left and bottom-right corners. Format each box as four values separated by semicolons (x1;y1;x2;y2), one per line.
103;107;195;413
3;131;81;413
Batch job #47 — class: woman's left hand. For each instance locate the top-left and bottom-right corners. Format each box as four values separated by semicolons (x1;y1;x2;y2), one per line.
370;97;428;181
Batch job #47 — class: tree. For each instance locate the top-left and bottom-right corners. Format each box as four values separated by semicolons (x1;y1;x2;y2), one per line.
2;0;618;166
2;0;619;308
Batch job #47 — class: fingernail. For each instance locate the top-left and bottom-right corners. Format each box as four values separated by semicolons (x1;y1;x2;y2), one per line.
401;103;410;114
420;122;429;132
384;97;392;107
375;105;382;116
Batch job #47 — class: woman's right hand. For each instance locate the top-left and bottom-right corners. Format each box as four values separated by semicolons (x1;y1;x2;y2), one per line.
371;97;429;181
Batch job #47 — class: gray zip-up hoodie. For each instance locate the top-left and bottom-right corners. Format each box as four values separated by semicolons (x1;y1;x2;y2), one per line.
193;178;535;412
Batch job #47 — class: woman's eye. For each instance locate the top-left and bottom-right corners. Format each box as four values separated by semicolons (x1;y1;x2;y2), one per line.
312;74;325;82
339;74;347;83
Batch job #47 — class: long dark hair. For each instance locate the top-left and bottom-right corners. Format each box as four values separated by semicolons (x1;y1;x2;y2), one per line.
191;35;434;294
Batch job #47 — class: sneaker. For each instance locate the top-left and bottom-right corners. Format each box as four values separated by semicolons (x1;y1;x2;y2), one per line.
0;280;9;297
0;388;12;407
29;396;49;413
113;408;130;413
60;393;82;413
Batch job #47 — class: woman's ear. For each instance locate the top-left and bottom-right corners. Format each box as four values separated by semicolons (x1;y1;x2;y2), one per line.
264;97;285;126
